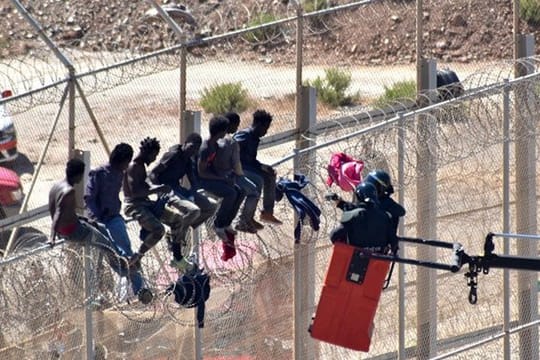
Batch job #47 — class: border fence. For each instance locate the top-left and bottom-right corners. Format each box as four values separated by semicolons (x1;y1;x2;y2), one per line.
0;0;539;359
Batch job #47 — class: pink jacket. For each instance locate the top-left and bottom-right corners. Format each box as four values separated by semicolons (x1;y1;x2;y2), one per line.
326;152;364;192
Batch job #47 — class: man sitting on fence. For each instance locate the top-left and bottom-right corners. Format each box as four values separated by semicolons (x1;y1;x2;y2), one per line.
123;137;192;272
48;158;153;304
198;115;245;260
84;143;153;303
219;111;263;234
233;109;282;225
148;133;217;267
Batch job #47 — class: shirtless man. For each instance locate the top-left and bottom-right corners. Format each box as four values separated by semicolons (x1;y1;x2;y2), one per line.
124;137;192;272
49;158;153;304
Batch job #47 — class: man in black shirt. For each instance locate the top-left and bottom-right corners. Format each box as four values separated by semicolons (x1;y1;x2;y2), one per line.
149;133;216;266
123;137;191;272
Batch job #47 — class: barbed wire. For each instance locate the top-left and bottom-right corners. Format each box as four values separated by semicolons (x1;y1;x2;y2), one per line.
1;1;540;358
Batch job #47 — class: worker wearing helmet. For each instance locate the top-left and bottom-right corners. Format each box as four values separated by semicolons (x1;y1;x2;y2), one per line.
329;182;394;251
364;169;406;238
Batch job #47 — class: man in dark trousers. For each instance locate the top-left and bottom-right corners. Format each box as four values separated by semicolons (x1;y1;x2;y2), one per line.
234;109;282;225
123;137;191;272
197;115;245;242
219;111;263;234
49;158;152;304
148;133;216;264
84;143;152;303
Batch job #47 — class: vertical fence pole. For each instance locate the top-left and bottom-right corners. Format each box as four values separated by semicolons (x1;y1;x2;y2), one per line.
416;0;423;96
179;39;188;139
293;4;306;358
416;59;438;360
502;78;511;360
68;78;76;157
514;34;538;360
513;0;520;78
83;243;93;360
293;86;316;360
145;0;195;140
397;112;406;360
181;110;203;360
74;150;94;360
295;2;304;133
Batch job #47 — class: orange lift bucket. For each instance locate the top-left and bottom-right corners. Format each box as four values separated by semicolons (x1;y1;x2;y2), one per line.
310;242;390;352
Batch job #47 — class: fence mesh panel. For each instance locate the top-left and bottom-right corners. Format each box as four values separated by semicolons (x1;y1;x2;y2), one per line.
1;1;540;359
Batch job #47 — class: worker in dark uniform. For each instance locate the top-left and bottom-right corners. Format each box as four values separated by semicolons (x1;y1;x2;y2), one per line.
363;169;406;238
329;182;394;252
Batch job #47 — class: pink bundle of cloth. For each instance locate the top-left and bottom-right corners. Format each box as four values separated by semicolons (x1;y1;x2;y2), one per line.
326;152;364;192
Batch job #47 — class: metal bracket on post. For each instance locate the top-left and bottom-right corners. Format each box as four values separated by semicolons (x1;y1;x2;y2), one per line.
300;86;317;133
516;34;535;77
181;111;201;143
73;150;90;215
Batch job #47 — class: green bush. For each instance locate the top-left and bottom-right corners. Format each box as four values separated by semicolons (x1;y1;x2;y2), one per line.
374;80;416;108
305;67;356;107
521;0;540;25
243;12;281;43
200;82;250;115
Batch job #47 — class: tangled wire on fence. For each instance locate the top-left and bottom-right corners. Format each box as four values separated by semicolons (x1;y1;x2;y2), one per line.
2;71;540;357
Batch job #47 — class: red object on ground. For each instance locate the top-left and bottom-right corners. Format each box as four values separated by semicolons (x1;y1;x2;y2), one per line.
221;231;236;261
310;242;390;352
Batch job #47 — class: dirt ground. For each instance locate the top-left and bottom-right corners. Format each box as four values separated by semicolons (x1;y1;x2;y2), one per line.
0;0;537;66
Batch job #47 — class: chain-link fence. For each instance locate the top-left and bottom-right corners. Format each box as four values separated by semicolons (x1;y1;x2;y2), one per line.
1;0;539;359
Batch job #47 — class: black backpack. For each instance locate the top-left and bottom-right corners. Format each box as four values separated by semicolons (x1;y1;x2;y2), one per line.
167;268;211;328
436;69;464;101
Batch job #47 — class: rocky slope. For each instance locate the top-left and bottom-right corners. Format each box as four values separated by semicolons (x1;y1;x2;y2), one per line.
0;0;537;65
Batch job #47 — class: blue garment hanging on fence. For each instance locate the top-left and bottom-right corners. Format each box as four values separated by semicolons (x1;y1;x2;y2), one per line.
276;174;321;243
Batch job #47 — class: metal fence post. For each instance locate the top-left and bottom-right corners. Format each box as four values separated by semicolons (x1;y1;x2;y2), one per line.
74;150;94;360
295;2;304;133
502;78;511;360
145;0;196;140
514;34;538;360
181;110;203;360
293;85;316;360
397;111;406;360
179;39;188;138
416;58;438;359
